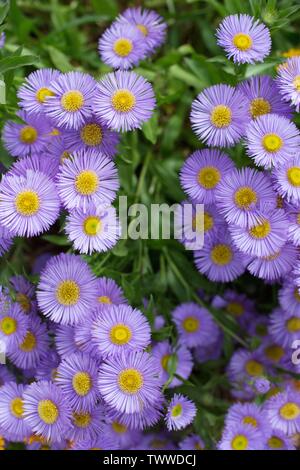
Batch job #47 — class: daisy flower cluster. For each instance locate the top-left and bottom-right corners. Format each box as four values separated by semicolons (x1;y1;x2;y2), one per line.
0;7;164;255
178;13;300;450
0;265;201;450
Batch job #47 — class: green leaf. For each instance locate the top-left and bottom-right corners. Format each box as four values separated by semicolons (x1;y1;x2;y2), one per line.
44;45;73;72
41;235;71;246
0;0;9;25
142;112;159;144
0;54;37;74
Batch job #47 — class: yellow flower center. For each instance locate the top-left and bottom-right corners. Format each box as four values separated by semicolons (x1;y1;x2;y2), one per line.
75;170;99;195
210;105;232;128
249;219;271;239
38;399;59;424
15;190;40;216
36;87;55;103
16;293;31;313
56;280;80;306
243;416;257;427
112;89;136;113
250;97;271;119
265;345;284;362
287;167;300;187
118;368;143;394
98;295;112;304
293;75;300;92
262;133;283;153
110;324;132;345
286;317;300;332
171;403;183;418
137;24;148;36
83;216;102;236
203;212;213;232
20;331;36;352
268;436;284;449
294;288;300;302
182;316;199;333
0;316;17;335
231;435;248;450
198;166;220;189
10;397;24;419
19;126;38;144
210;244;232;266
72;371;92;396
73;411;91;428
234;186;257;209
112;422;127;434
0;436;5;450
161;354;171;371
226;302;244;317
245;359;264;377
61;90;84;112
233;33;252;51
80;123;103;146
113;38;133;57
280;402;300;420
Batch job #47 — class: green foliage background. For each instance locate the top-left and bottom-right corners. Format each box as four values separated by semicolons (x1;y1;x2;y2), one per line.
0;0;300;446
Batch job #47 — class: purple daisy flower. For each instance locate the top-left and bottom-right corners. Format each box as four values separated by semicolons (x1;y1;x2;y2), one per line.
279;279;300;316
212;289;255;329
229;208;288;257
152;341;193;388
44;71;97;130
73;310;102;360
9;153;60;181
277;57;300;111
218;422;264;450
103;421;141;450
23;380;71;442
180;149;235;204
227;348;267;385
238;75;293;120
37;253;98;326
269;307;300;349
7;315;49;370
0;225;13;256
0;170;60;237
63;114;119;157
273;156;300;204
215;168;277;228
65;203;120;254
95;277;126;306
190;84;250;147
17;68;61;115
254;377;271;394
56;352;100;412
172;302;219;349
68;404;104;442
216;14;271;64
105;395;163;431
194;230;248;282
259;337;287;368
193;329;223;363
72;433;120;450
247;242;297;281
57;149;119;211
286;204;300;246
265;388;300;436
10;274;37;314
98;350;162;414
0;302;29;352
99;23;146;70
266;430;295;450
116;7;167;54
179;434;205;450
35;350;60;381
2;110;52;158
165;394;196;431
55;325;80;358
93;70;156;132
91;304;151;358
224;402;271;439
134;432;176;450
245;114;300;169
46;135;73;165
32;252;52;275
0;382;31;441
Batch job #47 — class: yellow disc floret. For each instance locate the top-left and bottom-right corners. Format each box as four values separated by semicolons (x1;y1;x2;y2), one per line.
38;399;59;425
233;33;252;51
234;186;257;209
56;280;80;306
182;316;199;333
72;372;92;396
36;87;55;103
0;316;17;335
113;38;133;57
198;166;220;189
15;190;40;216
61;90;84;112
75;170;99;196
118;368;143;394
110;324;132;345
210;105;232;128
19;126;38;144
112;89;136;113
80;123;103;146
250;97;271;119
211;244;232;265
262;133;283;153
